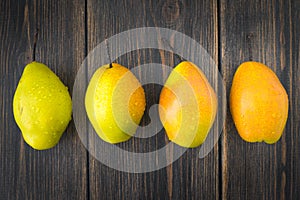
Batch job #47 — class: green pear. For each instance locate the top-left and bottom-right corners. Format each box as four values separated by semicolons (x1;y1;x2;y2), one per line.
13;61;72;150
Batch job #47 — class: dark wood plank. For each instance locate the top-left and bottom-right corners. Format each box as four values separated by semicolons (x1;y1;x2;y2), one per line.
220;0;299;199
87;0;219;199
1;0;298;199
289;0;300;198
0;0;87;199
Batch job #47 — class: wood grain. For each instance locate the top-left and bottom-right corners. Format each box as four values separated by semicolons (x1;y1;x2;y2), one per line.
87;0;219;199
0;0;87;199
289;0;300;198
220;0;300;199
0;0;299;199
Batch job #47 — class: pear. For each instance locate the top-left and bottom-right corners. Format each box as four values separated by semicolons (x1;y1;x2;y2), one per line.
85;63;146;144
230;61;288;144
13;61;72;150
159;61;217;148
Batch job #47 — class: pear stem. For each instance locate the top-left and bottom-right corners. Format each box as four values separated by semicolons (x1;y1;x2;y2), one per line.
246;33;254;61
105;39;113;67
32;29;39;62
160;37;186;63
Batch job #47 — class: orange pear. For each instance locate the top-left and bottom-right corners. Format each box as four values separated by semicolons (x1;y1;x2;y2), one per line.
230;61;289;144
159;61;217;148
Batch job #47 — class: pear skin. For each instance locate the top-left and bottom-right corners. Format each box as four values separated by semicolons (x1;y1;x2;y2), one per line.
13;62;72;150
230;61;288;144
85;63;146;144
159;61;217;148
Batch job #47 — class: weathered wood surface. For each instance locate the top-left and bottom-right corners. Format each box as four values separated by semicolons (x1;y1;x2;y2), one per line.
0;0;87;199
220;0;300;199
0;0;298;199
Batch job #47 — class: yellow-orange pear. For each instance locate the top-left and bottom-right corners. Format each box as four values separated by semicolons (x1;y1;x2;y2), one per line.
230;61;289;144
85;63;146;144
159;61;217;148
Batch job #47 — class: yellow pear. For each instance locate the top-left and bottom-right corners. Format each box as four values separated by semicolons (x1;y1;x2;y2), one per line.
13;61;72;150
85;63;146;143
159;61;217;148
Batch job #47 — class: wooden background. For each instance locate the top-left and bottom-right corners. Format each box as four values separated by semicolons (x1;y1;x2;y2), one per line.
0;0;299;199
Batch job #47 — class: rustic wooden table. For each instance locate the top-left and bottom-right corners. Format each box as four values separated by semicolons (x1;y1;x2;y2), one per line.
1;0;299;199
